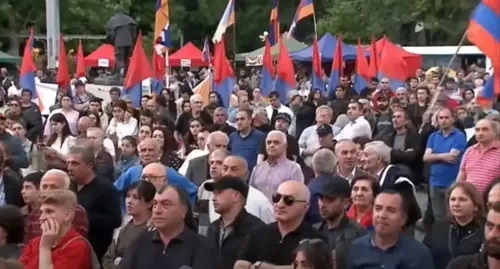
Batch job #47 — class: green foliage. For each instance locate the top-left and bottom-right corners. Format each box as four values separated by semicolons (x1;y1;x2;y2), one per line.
0;0;476;56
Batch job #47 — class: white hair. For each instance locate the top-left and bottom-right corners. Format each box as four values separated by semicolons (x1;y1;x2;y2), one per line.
252;107;267;118
189;94;202;103
42;169;71;189
266;130;287;144
207;131;229;145
364;141;392;164
312;149;337;174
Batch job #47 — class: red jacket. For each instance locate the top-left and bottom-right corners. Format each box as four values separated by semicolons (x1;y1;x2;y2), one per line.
346;205;373;230
20;228;92;269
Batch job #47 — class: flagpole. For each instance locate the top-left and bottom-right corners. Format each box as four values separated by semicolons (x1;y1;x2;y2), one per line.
312;10;318;40
420;31;467;131
232;20;237;69
165;49;170;91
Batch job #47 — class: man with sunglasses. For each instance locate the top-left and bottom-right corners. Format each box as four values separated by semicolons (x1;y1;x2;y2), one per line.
234;181;327;269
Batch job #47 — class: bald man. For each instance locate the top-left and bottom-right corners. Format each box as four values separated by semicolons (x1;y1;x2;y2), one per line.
250;131;304;200
208;155;275;224
234;180;327;269
77;117;93;137
182;131;229;184
142;163;167;190
77;117;116;159
114;138;198;212
23;170;89;242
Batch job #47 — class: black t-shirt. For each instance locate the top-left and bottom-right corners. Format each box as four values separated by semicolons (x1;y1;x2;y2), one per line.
259;133;300;161
237;222;328;265
175;111;214;136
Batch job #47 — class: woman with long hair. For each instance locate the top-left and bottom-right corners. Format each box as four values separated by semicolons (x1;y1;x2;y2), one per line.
152;127;182;170
180;118;202;159
87;110;102;128
106;100;139;147
293;239;334;269
102;180;156;269
41;113;75;170
346;175;380;230
203;91;224;116
137;125;152;143
44;95;79;137
423;182;485;269
306;89;327;109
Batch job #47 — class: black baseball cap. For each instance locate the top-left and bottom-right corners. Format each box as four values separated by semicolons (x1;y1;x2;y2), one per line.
316;124;333;137
275;112;291;125
74;80;85;87
315;176;351;198
204;176;249;198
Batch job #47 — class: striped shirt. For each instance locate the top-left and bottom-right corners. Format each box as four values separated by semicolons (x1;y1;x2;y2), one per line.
460;141;500;193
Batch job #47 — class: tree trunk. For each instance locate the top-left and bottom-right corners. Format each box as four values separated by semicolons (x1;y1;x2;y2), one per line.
7;34;20;56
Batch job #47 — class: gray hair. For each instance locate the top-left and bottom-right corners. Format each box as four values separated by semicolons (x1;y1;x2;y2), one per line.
43;169;71;189
364;141;392;164
207;131;229;147
68;146;95;165
214;107;227;116
189;94;202;103
252;107;267;118
312;149;337;174
266;130;287;144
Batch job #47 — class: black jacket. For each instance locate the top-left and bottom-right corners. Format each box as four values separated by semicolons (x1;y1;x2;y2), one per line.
206;209;266;269
3;169;24;207
383;127;423;180
446;251;489;269
293;105;315;138
21;102;44;142
424;220;484;269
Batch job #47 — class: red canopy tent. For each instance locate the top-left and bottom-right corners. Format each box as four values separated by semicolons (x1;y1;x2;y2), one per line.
84;44;115;68
169;42;209;67
376;37;422;79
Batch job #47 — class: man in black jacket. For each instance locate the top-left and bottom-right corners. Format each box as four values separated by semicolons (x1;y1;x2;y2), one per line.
19;90;43;142
382;109;423;185
0;143;23;207
205;176;265;269
446;202;500;269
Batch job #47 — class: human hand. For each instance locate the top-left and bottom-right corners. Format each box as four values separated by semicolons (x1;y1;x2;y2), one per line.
441;153;457;163
40;218;60;249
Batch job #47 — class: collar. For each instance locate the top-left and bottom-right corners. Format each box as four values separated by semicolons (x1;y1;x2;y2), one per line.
473;140;500;152
319;214;350;231
151;226;191;244
271;220;310;235
337;166;356;180
217;208;250;232
238;128;254;138
438;127;458;135
266;155;288;166
350;116;365;124
52;228;80;249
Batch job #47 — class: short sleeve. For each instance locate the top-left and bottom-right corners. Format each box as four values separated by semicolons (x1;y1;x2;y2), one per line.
459;148;471;172
452;133;467;153
425;133;435;150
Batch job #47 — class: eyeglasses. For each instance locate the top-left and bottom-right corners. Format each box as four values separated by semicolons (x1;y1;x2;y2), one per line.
299;238;324;245
141;175;164;181
272;193;307;206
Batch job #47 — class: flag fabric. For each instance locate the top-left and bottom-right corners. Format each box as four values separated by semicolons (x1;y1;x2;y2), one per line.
212;0;235;43
151;50;166;95
274;38;296;104
260;36;275;96
368;36;378;78
377;40;406;89
213;39;235;106
354;39;371;93
311;36;324;91
56;36;72;98
155;0;172;49
478;72;500;107
202;37;211;64
19;28;37;99
467;0;500;96
288;0;314;38
269;0;280;46
123;32;153;108
75;40;86;78
193;72;212;106
327;36;343;97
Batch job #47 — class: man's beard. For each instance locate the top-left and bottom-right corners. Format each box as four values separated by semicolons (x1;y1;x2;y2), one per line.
485;239;500;259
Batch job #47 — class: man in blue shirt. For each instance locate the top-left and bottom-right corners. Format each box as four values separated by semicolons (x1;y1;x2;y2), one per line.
347;189;434;269
229;109;265;172
423;108;466;222
114;138;197;213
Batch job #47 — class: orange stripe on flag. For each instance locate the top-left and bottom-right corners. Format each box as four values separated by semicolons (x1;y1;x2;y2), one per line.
193;74;211;106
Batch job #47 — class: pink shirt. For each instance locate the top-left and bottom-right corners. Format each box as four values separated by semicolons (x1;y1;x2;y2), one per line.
460;141;500;193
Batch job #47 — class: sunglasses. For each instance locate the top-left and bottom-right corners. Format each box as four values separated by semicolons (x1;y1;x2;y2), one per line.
272;193;307;206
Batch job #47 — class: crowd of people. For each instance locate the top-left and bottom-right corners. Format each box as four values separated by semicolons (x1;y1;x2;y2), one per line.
0;64;498;269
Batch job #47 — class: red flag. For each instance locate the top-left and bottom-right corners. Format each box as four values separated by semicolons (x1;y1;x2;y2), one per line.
260;36;275;94
75;40;86;78
213;39;234;84
56;36;72;97
368;36;378;78
124;32;153;89
356;39;370;78
311;37;324;90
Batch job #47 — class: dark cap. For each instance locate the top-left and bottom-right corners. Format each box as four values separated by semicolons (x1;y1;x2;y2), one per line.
74;80;85;87
275;112;291;124
315;176;351;198
204;176;249;198
316;124;333;137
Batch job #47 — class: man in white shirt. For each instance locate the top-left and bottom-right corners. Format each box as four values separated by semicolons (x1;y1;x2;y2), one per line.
335;100;372;140
208;155;275;224
265;91;293;127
